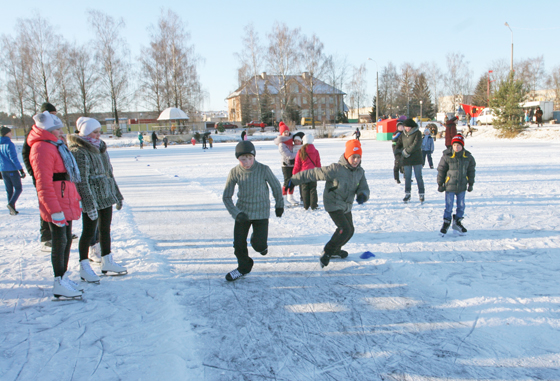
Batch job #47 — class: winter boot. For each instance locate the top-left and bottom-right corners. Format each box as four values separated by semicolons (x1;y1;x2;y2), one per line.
101;253;128;275
452;215;467;234
89;242;102;263
7;204;18;215
331;250;349;259
395;179;401;184
225;268;245;281
287;193;299;206
63;272;84;291
53;276;82;299
440;219;451;235
419;194;425;203
80;259;100;283
403;193;411;203
319;251;331;268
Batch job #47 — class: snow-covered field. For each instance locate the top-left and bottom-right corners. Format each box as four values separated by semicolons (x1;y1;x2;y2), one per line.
1;129;560;380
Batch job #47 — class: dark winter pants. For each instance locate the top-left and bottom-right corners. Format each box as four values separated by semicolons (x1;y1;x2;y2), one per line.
324;211;354;257
79;206;113;261
393;154;403;181
40;217;51;242
153;140;157;149
422;151;433;168
1;170;22;208
233;218;268;274
282;166;295;195
404;165;425;195
49;221;73;278
301;182;318;210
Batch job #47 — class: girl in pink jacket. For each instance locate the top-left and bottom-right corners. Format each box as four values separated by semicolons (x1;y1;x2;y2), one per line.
28;111;83;299
292;134;321;210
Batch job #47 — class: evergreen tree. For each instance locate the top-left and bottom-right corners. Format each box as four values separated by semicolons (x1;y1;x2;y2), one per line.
472;74;490;107
490;71;527;133
240;94;252;125
411;73;435;119
260;84;273;126
369;96;377;122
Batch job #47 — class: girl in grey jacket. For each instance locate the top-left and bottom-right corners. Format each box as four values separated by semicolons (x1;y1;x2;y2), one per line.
290;139;369;268
69;117;127;284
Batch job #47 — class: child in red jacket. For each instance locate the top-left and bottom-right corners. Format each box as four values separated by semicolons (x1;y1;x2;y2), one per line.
293;134;321;210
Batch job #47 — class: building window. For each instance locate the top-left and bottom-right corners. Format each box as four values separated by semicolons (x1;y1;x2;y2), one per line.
303;97;307;104
291;84;299;93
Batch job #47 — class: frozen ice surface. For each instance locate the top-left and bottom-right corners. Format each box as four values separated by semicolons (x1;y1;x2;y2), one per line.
1;131;559;380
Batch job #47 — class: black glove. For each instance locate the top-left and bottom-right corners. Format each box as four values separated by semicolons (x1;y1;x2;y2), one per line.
286;179;295;191
19;169;26;179
438;184;445;193
356;193;367;205
467;184;473;192
275;208;284;217
289;159;295;165
235;212;249;223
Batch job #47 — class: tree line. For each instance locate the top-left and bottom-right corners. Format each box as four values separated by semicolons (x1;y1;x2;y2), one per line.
235;22;560;124
1;9;202;131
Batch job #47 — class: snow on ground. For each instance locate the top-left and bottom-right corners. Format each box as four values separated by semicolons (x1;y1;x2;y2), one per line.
1;129;560;380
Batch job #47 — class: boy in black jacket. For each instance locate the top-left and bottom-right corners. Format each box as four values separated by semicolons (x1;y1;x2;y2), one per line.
437;134;476;235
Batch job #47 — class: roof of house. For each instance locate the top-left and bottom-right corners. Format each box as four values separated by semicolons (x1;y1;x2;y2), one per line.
227;74;346;99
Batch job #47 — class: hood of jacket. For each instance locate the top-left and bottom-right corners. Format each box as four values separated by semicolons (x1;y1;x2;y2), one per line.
403;126;419;137
27;125;59;147
67;134;107;154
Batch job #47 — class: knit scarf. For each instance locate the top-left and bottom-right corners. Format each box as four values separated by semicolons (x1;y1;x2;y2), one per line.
47;140;82;183
83;136;101;148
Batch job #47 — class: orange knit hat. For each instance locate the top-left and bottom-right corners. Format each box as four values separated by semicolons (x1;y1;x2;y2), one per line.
344;139;362;159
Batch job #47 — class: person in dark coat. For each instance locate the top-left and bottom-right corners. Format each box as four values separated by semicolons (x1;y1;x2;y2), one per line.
437;134;476;235
535;106;543;127
1;126;25;215
353;128;361;141
528;108;534;124
444;116;458;149
395;118;425;203
151;131;158;149
202;134;207;149
391;122;404;183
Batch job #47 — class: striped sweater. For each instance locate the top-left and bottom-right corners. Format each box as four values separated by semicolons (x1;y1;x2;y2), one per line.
223;161;284;220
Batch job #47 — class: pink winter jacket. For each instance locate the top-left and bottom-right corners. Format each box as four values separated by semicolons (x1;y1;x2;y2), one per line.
27;126;82;223
293;144;321;174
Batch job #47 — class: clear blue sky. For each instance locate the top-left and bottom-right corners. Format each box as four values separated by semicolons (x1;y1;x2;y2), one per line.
3;0;559;112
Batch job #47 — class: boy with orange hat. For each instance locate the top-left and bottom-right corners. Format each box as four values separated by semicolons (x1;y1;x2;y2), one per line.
288;139;369;267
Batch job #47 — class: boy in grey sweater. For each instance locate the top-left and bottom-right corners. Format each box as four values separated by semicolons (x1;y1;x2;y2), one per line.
222;141;284;281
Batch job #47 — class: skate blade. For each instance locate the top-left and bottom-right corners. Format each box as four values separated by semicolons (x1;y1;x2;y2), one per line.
101;270;128;276
81;278;101;284
52;295;83;301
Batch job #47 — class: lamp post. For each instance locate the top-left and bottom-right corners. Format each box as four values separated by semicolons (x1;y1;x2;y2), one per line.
367;58;379;124
419;100;423;127
505;22;513;72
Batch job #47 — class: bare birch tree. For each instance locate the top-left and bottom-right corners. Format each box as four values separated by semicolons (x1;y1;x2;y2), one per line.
398;63;417;115
18;15;60;106
420;61;443;112
324;54;349;119
299;34;326;128
53;42;75;132
516;56;545;100
378;62;399;117
139;9;202;115
69;44;99;116
0;34;29;128
89;10;130;126
546;65;560;109
348;64;367;121
445;52;472;112
235;24;263;120
266;22;300;120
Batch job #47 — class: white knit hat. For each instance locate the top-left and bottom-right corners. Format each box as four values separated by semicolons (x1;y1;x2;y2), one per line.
302;134;314;145
76;117;101;137
33;111;63;132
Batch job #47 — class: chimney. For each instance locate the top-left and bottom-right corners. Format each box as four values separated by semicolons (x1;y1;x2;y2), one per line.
261;72;267;80
302;72;309;80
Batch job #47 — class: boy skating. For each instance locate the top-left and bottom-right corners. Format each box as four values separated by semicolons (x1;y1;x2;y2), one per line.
437;135;476;236
222;141;284;281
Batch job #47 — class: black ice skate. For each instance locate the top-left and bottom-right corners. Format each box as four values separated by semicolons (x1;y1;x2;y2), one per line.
319;251;331;268
225;268;245;281
331;250;349;259
403;193;411;203
419;194;425;203
440;219;451;236
452;215;467;235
